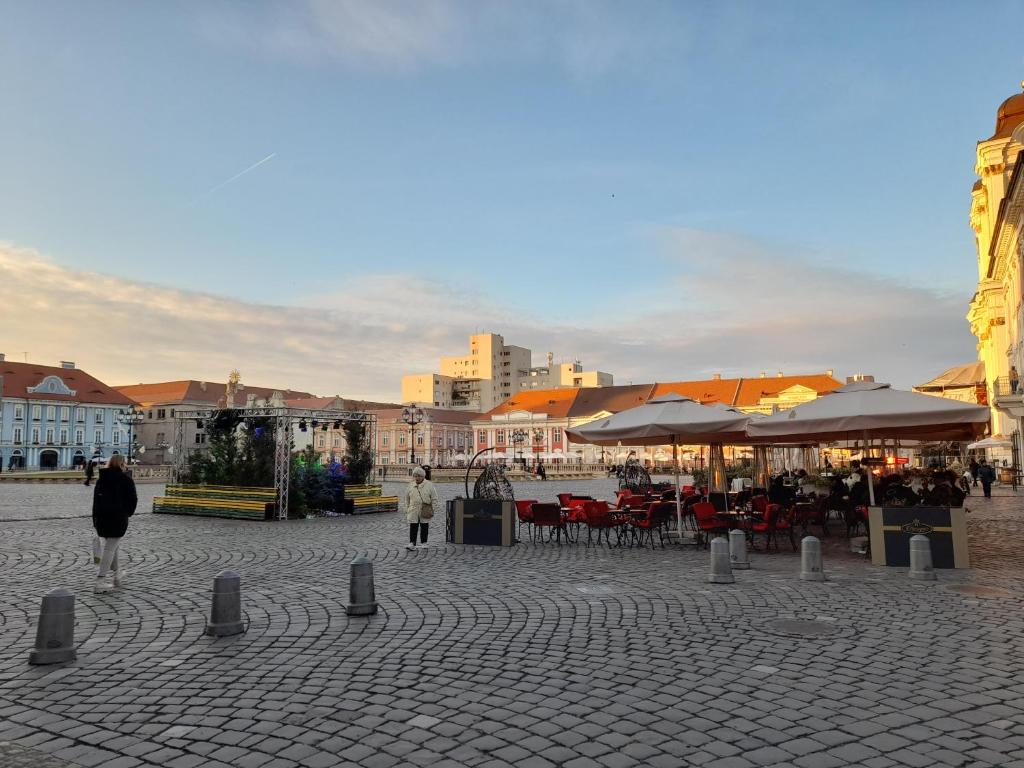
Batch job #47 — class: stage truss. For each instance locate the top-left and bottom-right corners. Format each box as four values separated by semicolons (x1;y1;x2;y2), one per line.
171;407;377;520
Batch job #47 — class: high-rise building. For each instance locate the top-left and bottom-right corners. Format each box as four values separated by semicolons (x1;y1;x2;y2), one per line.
402;333;611;411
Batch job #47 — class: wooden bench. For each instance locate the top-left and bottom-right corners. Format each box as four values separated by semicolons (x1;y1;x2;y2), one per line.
153;484;275;521
346;484;399;515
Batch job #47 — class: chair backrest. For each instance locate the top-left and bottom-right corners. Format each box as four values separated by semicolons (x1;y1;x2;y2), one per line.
708;492;729;512
583;500;614;524
692;501;718;523
532;503;562;526
763;504;781;527
751;495;769;514
651;501;674;523
515;500;536;521
557;493;573;507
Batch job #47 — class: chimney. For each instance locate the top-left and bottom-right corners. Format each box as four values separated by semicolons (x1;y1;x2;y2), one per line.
200;381;207;391
777;371;783;378
60;361;75;370
826;369;834;378
547;352;554;367
712;373;721;381
760;371;767;378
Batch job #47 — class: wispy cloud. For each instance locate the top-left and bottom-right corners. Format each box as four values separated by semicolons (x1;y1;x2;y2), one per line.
0;234;975;401
197;0;691;77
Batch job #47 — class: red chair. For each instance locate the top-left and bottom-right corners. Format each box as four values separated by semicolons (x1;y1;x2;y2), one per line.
750;494;769;516
563;499;590;542
692;502;729;547
630;501;674;548
749;504;797;551
793;498;830;537
515;500;537;540
531;503;567;544
581;501;622;547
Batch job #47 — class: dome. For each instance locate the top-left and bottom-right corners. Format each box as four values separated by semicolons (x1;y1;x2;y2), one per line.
990;86;1024;140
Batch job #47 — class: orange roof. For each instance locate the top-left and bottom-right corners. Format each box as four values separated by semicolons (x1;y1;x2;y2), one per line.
116;380;314;407
652;379;742;405
0;361;134;406
486;388;581;418
733;374;841;407
375;407;478;425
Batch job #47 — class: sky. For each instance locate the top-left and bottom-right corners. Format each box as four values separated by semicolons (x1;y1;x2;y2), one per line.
2;0;1022;399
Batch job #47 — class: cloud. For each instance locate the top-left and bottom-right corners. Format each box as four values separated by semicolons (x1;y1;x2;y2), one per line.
0;233;976;403
197;0;691;77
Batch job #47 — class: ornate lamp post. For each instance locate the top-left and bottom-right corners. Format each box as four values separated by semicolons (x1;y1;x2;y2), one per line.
511;429;528;467
401;406;424;465
118;405;145;464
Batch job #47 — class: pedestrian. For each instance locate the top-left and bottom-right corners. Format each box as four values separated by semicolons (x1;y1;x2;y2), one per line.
405;466;438;551
84;459;95;487
1011;365;1020;394
91;454;137;592
969;457;979;486
978;459;996;499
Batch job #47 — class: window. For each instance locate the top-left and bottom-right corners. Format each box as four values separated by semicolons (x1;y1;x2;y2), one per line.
13;427;22;443
157;409;166;419
155;432;165;444
332;435;341;448
75;408;84;423
75;429;83;445
170;409;175;418
113;431;121;445
496;429;505;445
94;430;102;444
399;434;406;446
317;436;325;448
147;410;153;419
31;428;39;444
45;428;54;444
553;429;562;444
31;405;41;420
478;430;486;443
14;405;23;420
95;411;104;424
382;433;389;446
46;406;55;420
195;432;207;444
416;434;424;446
60;406;69;422
59;428;68;444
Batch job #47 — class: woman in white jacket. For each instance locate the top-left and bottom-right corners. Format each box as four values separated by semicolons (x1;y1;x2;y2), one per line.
405;466;439;550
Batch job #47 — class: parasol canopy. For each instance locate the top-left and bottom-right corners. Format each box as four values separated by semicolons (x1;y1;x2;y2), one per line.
745;381;990;443
967;436;1013;450
566;394;750;445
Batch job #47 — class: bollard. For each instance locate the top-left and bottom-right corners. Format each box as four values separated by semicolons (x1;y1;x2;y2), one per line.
708;537;734;584
206;570;245;637
729;529;750;570
28;588;77;665
908;535;936;581
800;536;826;582
346;556;378;616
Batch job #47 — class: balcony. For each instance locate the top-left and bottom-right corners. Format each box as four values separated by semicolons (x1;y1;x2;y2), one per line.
993;376;1024;418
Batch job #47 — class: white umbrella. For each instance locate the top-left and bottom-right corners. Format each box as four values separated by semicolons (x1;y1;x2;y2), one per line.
566;394;750;540
967;436;1013;450
747;381;990;504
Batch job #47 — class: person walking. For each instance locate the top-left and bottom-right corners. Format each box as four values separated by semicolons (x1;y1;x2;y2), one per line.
84;459;95;487
405;466;438;550
969;457;979;487
92;454;137;592
978;458;996;499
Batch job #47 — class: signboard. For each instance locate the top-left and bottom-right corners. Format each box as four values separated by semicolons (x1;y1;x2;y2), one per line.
884;456;909;466
869;506;970;568
860;457;886;467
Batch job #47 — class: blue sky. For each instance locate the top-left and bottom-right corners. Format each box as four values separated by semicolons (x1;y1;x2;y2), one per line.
1;1;1022;398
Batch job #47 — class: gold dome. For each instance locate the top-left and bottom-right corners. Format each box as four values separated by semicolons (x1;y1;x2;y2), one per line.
990;85;1024;140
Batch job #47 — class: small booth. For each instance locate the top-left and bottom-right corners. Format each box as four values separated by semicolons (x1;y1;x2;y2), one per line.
447;499;516;546
868;506;970;568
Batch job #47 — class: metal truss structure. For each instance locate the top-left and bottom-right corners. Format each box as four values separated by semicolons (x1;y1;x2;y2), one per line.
171;407;377;520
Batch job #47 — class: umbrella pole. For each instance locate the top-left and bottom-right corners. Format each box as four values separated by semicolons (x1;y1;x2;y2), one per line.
673;440;683;542
865;430;876;506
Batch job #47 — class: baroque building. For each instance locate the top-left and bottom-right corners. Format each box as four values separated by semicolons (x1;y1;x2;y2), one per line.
967;84;1024;458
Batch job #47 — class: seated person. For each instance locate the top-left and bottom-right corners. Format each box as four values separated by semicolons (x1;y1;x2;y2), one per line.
883;476;920;507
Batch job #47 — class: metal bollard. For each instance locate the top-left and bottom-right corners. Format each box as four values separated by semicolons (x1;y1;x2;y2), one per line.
729;529;750;570
708;537;734;584
800;536;826;582
206;570;245;637
28;588;77;665
346;556;379;616
908;535;936;581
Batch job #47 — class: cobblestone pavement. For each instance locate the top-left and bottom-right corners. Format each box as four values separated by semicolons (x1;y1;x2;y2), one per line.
1;484;1024;767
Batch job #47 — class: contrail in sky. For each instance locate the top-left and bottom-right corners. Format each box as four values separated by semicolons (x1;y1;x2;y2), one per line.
191;153;276;204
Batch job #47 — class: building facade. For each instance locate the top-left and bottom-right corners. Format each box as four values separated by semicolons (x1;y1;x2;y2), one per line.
288;397;402;464
114;379;315;465
402;333;612;411
470;372;842;466
0;358;136;470
914;362;988;406
373;408;475;466
967;85;1024;449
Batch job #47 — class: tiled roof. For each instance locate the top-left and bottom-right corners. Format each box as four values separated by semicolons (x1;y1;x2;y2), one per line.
486;388;580;419
651;379;742;405
732;374;842;407
116;380;314;407
567;384;655;418
914;362;986;390
0;361;135;406
286;397;406;412
375;407;478;425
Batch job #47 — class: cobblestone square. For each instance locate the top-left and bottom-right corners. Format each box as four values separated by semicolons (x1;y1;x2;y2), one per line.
1;481;1024;767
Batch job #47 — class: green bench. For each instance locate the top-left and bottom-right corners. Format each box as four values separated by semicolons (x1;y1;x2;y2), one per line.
153;484;275;521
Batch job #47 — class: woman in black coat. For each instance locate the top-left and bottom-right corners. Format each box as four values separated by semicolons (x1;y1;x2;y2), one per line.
92;454;137;592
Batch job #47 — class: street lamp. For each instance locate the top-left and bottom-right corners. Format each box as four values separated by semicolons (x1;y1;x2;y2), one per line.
511;429;527;467
401;406;424;465
118;405;145;464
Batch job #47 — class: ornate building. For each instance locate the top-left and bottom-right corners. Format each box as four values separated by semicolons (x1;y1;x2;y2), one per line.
967;84;1024;457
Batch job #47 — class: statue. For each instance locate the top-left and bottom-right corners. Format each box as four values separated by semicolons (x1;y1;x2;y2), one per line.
473;463;514;501
225;370;241;408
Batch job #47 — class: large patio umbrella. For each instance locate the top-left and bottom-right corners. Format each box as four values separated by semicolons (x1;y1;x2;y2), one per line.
746;381;990;504
566;393;750;536
966;436;1013;450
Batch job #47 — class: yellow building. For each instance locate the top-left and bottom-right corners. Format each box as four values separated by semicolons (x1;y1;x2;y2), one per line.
967;84;1024;454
